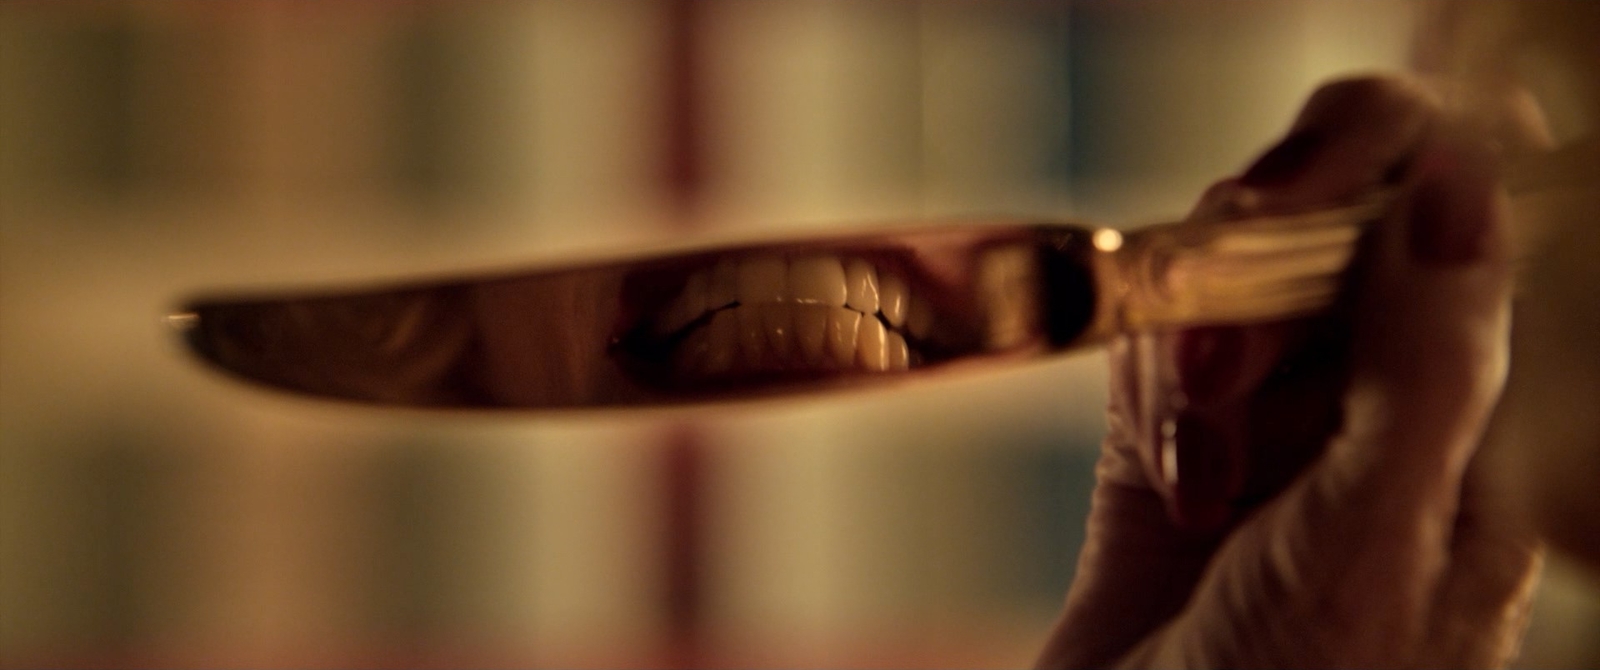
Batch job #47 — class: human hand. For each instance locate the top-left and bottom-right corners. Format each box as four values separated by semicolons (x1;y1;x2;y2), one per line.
1036;76;1547;669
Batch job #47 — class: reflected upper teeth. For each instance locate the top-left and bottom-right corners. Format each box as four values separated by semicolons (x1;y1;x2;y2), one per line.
657;254;925;376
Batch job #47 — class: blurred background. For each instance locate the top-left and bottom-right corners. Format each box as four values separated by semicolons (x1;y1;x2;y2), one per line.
1;1;1595;667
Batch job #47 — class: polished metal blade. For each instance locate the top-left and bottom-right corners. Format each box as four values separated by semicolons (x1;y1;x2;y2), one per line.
169;142;1594;410
172;223;1104;409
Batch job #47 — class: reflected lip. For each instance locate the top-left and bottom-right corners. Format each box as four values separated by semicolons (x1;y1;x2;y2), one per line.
659;300;921;365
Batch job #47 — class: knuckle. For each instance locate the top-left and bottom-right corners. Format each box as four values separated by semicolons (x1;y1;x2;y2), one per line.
1311;75;1425;109
1189;178;1261;220
1301;74;1442;129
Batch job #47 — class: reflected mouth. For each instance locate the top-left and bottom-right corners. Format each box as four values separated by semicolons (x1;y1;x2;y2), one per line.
617;252;935;383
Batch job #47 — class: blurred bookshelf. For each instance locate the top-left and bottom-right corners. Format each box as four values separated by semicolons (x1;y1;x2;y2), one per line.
3;2;1595;668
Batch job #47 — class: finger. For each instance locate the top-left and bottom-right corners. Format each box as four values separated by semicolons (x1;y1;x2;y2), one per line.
1172;76;1446;422
1188;177;1264;222
1162;324;1304;528
1421;425;1543;668
1173;75;1442;424
1263;132;1515;658
1327;130;1513;504
1037;337;1228;669
1228;322;1351;509
1154;77;1444;530
1239;76;1440;204
1036;452;1223;669
1110;323;1304;529
1163;175;1343;529
1151;134;1518;667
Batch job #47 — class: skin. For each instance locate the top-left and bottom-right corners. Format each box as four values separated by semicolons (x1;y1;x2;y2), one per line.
1035;76;1554;669
1035;3;1600;666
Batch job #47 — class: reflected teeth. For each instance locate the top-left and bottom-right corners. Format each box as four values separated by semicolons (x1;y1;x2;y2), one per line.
737;255;787;304
844;258;879;315
674;305;909;376
789;256;848;306
676;310;737;377
762;303;795;363
655;271;708;335
794;305;829;365
658;253;924;377
856;317;888;372
662;253;903;317
879;271;907;328
826;308;861;369
887;331;909;370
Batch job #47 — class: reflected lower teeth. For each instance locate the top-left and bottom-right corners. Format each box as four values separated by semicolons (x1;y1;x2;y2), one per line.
656;254;923;376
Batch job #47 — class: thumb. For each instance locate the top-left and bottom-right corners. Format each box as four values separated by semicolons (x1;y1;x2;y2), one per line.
1256;133;1520;665
1326;129;1514;526
1138;132;1519;669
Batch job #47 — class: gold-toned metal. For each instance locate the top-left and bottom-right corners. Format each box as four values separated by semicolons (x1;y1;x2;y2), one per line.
1109;194;1385;334
172;145;1590;411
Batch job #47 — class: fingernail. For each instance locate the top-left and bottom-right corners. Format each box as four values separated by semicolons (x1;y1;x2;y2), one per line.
1175;327;1247;405
1407;143;1499;266
1240;130;1323;187
1170;413;1242;531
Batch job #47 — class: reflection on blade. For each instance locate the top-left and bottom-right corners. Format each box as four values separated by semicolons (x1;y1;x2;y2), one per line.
184;287;480;405
176;223;1104;409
